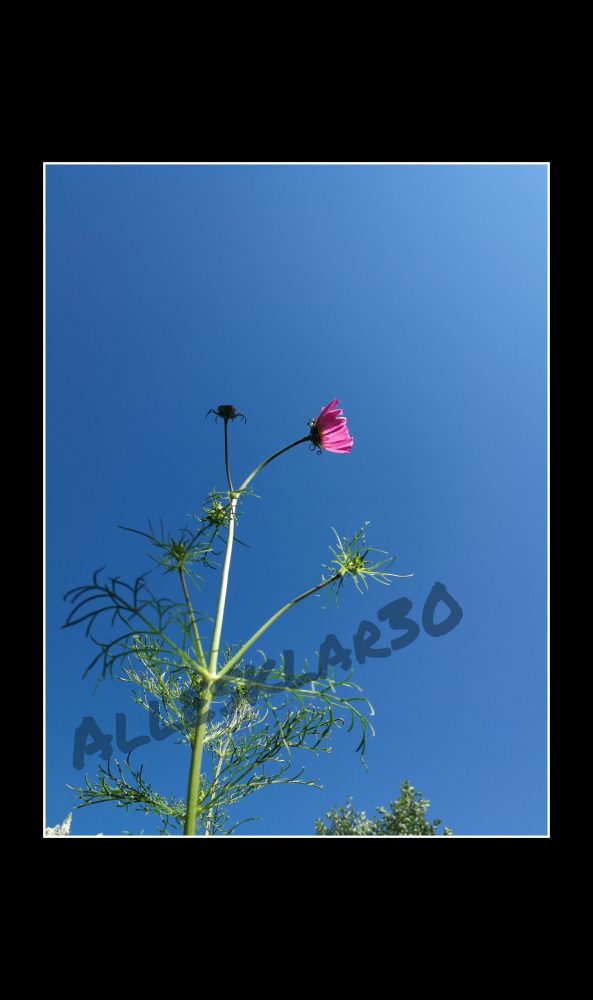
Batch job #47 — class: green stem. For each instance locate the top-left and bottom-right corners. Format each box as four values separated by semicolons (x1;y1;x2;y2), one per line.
239;435;311;493
184;420;240;835
208;496;238;676
184;512;237;834
178;567;207;670
183;685;213;835
224;419;234;493
216;572;341;683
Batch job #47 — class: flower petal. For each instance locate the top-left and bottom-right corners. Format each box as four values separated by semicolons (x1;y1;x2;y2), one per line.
317;398;340;421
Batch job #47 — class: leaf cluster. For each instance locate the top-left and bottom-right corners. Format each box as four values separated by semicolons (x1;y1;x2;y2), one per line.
315;780;453;836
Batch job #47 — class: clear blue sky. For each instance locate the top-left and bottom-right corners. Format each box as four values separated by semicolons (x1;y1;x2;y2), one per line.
46;164;547;836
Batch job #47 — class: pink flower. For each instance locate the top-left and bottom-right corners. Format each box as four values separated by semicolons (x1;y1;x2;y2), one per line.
309;399;354;453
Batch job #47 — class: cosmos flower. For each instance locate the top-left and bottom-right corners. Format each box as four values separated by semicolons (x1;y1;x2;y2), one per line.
309;399;354;453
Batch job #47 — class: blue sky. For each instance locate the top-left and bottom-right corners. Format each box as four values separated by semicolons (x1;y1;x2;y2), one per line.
46;164;547;836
